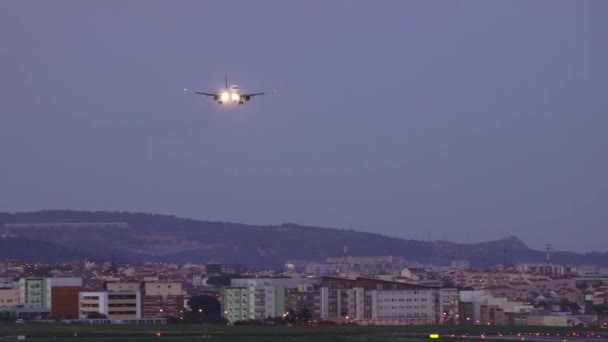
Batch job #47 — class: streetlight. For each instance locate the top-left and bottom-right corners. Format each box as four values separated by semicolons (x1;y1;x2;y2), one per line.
198;308;203;323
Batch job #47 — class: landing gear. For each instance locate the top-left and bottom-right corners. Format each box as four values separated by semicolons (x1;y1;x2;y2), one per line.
238;101;244;105
218;101;223;104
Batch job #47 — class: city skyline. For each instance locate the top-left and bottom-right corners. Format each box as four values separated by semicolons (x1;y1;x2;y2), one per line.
1;1;607;253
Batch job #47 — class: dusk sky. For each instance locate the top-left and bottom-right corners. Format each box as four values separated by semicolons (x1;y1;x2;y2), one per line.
1;1;606;253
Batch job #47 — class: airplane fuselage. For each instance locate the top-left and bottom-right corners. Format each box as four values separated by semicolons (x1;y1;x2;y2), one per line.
216;85;250;105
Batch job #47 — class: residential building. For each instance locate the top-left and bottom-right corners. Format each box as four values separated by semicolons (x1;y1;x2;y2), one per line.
305;263;338;277
79;292;108;319
0;287;19;307
192;275;204;287
19;278;47;308
48;277;82;319
105;281;142;319
221;278;296;323
222;287;249;323
439;288;459;324
458;291;533;326
516;263;571;277
142;282;183;318
206;263;246;275
284;260;311;274
107;291;141;319
320;276;440;325
325;256;409;277
284;284;321;319
400;268;429;281
526;314;568;327
106;281;142;293
231;278;309;289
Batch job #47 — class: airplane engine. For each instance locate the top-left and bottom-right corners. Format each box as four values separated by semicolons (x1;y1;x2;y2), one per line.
243;95;251;101
213;95;219;101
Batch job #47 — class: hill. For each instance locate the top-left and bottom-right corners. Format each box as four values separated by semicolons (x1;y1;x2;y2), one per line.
0;210;605;268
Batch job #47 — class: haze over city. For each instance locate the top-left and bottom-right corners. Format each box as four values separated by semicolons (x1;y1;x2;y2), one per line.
1;1;607;253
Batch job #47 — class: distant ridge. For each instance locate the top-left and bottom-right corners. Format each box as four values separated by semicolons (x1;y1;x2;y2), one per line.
0;236;93;262
1;210;606;268
5;222;128;229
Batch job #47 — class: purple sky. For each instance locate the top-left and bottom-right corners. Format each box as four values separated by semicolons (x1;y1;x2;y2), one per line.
1;1;607;253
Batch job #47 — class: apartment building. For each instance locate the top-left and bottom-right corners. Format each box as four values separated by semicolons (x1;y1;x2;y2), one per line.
224;285;284;323
79;292;108;319
325;256;408;277
106;281;142;293
453;269;520;289
285;284;321;319
320;276;440;325
105;281;142;319
0;287;19;307
16;277;81;318
305;263;339;277
192;275;204;287
107;291;141;319
439;288;459;324
48;277;82;319
231;278;308;289
19;278;47;308
516;263;567;277
458;290;533;326
221;278;300;323
222;287;249;323
373;288;434;323
142;282;183;318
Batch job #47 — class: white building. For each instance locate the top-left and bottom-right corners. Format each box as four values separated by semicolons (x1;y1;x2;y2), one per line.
192;275;204;287
305;263;339;277
320;277;440;325
105;282;142;319
79;292;108;319
372;289;434;322
18;278;47;308
517;263;566;276
221;278;299;323
459;290;533;325
231;278;310;289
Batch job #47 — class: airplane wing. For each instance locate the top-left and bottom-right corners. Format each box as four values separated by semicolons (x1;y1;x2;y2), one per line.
240;89;278;98
193;91;217;97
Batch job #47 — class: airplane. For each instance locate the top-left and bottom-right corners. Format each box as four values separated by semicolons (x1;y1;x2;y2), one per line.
189;74;276;105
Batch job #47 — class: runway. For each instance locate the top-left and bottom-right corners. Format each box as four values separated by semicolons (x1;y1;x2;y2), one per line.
443;332;607;342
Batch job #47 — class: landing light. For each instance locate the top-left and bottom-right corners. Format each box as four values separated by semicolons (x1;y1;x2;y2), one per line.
231;93;240;101
221;92;230;102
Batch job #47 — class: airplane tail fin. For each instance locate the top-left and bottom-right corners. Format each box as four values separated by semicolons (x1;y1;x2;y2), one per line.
225;73;228;89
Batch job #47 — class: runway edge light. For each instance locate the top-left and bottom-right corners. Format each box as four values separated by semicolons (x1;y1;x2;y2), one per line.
430;333;440;339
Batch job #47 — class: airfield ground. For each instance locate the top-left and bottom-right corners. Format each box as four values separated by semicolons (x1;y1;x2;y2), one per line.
0;324;605;342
